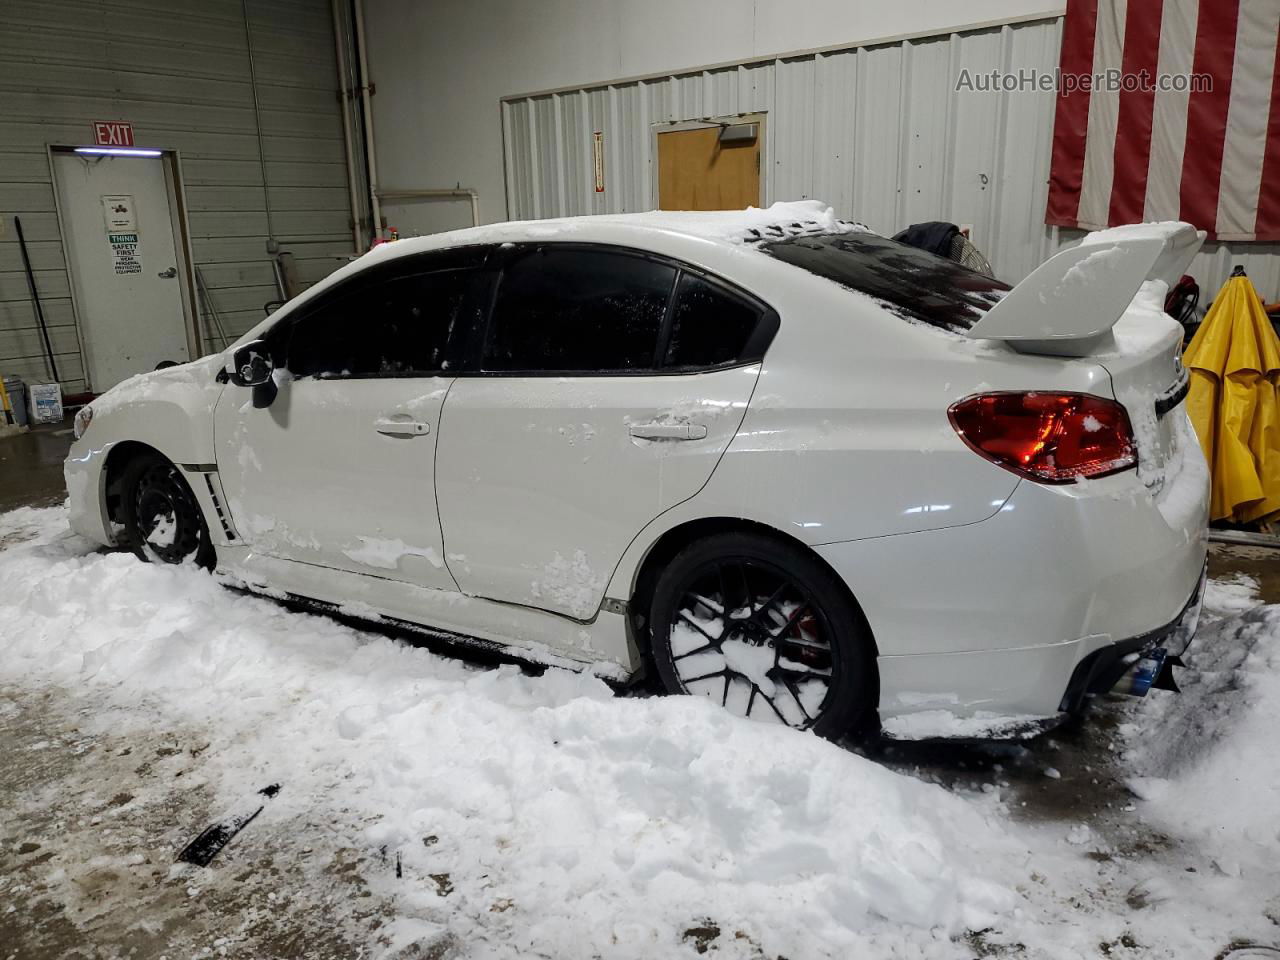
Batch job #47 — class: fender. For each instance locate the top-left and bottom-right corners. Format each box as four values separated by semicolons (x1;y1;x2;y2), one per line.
87;355;229;467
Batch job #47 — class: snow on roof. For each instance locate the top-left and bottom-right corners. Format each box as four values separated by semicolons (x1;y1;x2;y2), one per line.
368;200;868;263
586;200;869;245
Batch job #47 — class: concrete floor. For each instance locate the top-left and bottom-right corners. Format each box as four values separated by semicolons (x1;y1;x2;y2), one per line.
0;420;75;513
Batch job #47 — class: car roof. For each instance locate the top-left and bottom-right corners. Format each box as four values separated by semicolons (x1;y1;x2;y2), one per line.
393;199;866;250
235;201;872;346
345;200;868;275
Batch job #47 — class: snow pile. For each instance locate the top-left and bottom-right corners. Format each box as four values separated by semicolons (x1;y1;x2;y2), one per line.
1127;575;1280;869
0;505;1024;958
881;710;1052;741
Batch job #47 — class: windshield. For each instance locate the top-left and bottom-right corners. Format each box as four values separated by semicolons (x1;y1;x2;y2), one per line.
762;232;1010;333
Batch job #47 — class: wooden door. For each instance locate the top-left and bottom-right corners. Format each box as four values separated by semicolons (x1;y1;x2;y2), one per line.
657;126;760;211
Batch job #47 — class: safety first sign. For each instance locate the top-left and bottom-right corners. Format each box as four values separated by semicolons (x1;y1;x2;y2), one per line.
101;195;141;275
108;234;141;275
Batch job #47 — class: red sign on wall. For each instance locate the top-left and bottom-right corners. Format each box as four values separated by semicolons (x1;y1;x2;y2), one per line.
593;131;605;193
93;121;134;147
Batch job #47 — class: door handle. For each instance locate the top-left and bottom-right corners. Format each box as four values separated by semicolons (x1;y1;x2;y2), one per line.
158;266;177;279
374;417;430;436
628;422;708;441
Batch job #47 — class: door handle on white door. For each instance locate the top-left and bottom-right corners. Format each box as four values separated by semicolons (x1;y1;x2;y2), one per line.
628;422;708;441
374;417;431;437
158;266;177;279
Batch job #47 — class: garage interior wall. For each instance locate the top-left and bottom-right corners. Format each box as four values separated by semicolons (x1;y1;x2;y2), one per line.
502;18;1280;295
504;21;1064;285
363;0;1277;300
0;0;357;394
363;0;1068;239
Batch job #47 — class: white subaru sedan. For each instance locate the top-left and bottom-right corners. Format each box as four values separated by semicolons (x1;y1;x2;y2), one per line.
65;202;1209;740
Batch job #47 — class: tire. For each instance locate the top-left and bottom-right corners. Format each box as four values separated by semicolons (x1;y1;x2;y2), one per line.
119;453;216;569
649;531;876;739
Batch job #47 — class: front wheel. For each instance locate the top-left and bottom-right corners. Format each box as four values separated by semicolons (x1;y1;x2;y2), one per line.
649;532;876;739
120;454;215;568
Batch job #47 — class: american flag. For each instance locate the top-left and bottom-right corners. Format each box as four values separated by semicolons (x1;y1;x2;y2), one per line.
1046;0;1280;241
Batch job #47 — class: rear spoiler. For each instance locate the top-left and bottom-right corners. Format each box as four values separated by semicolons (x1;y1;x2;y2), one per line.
967;222;1205;357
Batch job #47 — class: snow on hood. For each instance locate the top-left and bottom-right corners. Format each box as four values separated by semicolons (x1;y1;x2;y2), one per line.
88;354;225;419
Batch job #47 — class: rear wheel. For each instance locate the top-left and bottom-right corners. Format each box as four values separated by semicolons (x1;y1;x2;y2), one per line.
649;532;876;739
120;454;215;568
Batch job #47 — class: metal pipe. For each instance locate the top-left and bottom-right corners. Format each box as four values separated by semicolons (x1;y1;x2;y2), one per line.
375;188;481;227
1208;529;1280;549
331;0;365;254
270;255;287;302
352;0;382;241
14;216;58;383
195;266;231;350
240;0;275;242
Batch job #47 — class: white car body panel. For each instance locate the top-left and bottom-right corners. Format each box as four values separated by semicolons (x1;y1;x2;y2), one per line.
63;202;1210;736
212;375;457;590
214;541;634;678
435;367;758;620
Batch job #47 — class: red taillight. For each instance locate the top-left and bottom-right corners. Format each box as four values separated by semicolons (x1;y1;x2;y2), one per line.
948;391;1137;484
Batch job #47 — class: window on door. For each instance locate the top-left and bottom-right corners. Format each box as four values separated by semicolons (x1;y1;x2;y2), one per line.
482;247;677;373
285;260;485;379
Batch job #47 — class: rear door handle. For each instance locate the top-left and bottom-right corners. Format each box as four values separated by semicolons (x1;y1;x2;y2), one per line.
374;417;430;437
628;422;708;441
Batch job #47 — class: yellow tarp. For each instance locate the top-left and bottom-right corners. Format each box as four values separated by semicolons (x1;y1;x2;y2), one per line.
1184;274;1280;524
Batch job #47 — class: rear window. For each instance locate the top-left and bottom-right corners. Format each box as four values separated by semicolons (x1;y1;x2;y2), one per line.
761;233;1010;333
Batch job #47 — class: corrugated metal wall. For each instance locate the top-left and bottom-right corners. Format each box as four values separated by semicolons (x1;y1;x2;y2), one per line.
0;0;355;393
501;16;1277;301
502;20;1068;285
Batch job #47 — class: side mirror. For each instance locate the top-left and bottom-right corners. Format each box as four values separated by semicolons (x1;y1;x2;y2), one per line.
229;340;273;387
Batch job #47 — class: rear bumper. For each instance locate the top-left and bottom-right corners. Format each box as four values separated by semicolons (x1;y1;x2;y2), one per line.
816;440;1209;725
1058;560;1206;712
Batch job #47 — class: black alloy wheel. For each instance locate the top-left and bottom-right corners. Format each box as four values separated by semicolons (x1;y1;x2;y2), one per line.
120;454;215;568
649;532;875;739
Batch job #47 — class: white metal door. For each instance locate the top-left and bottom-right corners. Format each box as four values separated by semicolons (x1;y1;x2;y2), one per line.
53;151;189;390
435;369;759;620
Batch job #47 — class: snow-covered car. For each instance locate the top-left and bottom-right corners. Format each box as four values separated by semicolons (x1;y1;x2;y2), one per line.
64;201;1210;740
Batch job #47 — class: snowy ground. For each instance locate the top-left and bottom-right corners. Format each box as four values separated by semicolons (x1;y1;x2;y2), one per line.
1;505;1278;959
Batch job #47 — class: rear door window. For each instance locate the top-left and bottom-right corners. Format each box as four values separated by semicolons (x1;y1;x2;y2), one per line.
482;247;677;373
762;232;1010;333
664;273;767;370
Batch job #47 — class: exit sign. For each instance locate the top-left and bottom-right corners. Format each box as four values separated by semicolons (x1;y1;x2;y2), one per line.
93;121;134;147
